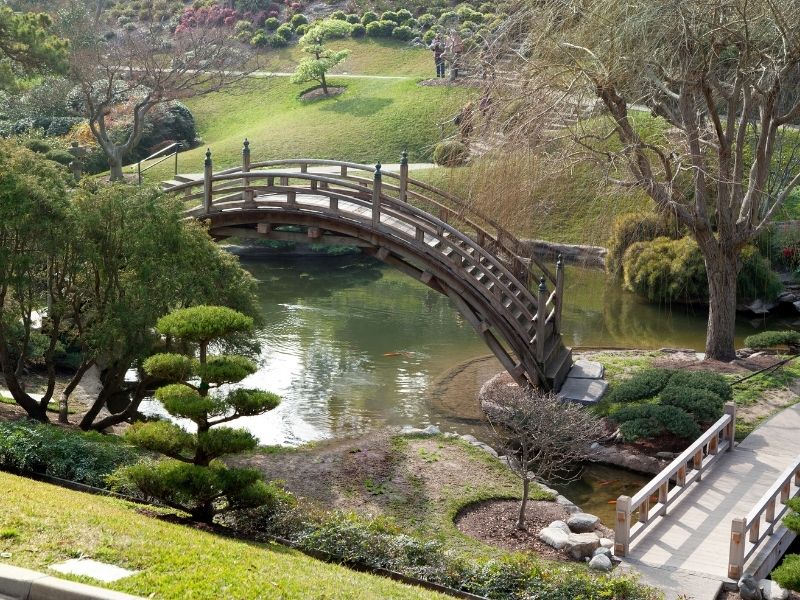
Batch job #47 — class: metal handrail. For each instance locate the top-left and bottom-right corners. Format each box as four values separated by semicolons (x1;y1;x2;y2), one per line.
137;142;182;185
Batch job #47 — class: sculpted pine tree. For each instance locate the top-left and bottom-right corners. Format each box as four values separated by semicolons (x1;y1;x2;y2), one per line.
0;6;68;90
118;305;280;523
487;0;800;360
291;21;350;95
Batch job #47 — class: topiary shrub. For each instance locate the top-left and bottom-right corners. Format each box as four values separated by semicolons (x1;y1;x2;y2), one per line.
744;330;800;350
264;16;279;30
361;11;378;25
380;10;400;23
606;368;673;403
25;139;52;154
330;10;347;21
392;25;414;41
433;141;469;167
418;13;436;29
395;9;413;22
250;30;268;46
114;305;282;523
269;32;289;47
606;212;679;278
345;14;360;24
611;404;701;441
365;19;395;37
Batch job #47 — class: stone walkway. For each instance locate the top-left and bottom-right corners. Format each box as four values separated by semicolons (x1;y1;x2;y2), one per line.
620;402;800;600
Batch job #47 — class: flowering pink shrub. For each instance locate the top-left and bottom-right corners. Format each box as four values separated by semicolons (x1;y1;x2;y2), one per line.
177;5;242;31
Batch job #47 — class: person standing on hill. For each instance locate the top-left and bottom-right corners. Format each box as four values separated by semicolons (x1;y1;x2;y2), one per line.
447;30;464;80
430;34;445;78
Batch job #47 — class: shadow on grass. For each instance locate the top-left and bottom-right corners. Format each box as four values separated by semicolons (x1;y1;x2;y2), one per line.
319;96;394;117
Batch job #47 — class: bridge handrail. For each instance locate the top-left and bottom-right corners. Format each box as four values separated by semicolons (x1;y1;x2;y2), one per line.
728;454;800;579
173;170;542;325
614;403;737;556
208;157;555;286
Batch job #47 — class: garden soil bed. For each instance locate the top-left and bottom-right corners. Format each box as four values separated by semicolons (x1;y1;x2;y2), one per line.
454;499;569;559
300;86;345;101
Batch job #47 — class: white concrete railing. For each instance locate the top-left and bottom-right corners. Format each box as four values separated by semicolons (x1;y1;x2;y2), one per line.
615;403;737;556
728;454;800;579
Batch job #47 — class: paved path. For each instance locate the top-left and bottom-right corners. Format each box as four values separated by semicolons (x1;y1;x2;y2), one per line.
621;402;800;600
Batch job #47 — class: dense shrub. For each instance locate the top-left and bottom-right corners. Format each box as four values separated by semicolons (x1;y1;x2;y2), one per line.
264;16;279;30
366;19;395;37
392;25;414;41
351;23;366;37
0;421;140;488
606;212;679;277
276;23;293;38
345;14;360;24
226;503;660;599
361;10;378;24
46;117;83;137
606;368;673;403
433;141;469;166
659;386;724;423
773;498;800;591
381;10;400;23
45;149;76;166
269;32;288;47
612;404;701;440
745;330;800;349
330;10;347;21
396;9;414;22
418;13;436;28
663;370;732;402
623;236;781;304
250;30;268;46
294;23;309;36
290;13;307;27
25;139;52;154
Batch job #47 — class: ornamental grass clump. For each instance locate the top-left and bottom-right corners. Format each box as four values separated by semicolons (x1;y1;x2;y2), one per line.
114;305;281;523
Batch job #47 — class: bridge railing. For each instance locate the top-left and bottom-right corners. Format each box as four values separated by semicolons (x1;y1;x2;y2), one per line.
614;403;737;556
728;454;800;579
204;145;557;290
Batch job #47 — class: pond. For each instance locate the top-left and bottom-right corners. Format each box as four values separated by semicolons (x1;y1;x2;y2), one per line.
140;252;798;520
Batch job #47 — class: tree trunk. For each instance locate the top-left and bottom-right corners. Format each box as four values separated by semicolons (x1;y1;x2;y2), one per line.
0;338;47;421
321;73;329;95
517;477;530;530
90;378;148;431
58;360;93;424
108;152;125;182
703;246;739;362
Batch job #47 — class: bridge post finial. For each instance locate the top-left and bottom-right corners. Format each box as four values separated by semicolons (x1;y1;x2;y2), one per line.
557;253;563;268
374;162;382;180
538;276;547;293
401;150;408;166
399;151;409;202
205;148;212;167
203;148;213;214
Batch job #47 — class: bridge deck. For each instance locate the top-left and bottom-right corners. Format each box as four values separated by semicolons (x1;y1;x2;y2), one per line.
622;403;800;599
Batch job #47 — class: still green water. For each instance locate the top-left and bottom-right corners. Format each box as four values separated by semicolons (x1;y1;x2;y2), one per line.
211;254;796;445
141;253;797;521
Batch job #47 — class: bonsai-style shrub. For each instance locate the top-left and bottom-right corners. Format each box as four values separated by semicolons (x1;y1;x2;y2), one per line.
606;368;673;404
361;11;378;25
115;306;281;523
264;16;279;30
351;24;366;38
433;140;469;167
611;404;701;441
290;13;308;27
418;13;436;29
744;330;800;350
292;20;350;95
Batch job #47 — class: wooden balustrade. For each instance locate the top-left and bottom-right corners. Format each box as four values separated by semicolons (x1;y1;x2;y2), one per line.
728;454;800;579
615;403;737;556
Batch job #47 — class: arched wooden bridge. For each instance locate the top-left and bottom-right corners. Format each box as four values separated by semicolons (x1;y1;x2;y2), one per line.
162;142;572;391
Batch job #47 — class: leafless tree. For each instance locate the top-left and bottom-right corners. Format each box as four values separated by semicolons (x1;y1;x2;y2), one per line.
480;0;800;361
70;23;255;180
482;383;604;529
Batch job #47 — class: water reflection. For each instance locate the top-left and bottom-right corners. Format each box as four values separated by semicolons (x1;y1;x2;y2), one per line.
142;254;797;445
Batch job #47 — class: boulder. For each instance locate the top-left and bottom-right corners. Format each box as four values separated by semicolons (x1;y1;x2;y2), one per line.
422;425;441;435
656;452;675;460
565;532;601;560
759;579;789;600
538;527;570;550
593;546;612;559
567;512;600;533
739;575;762;600
588;554;613;572
548;520;570;534
461;434;478;443
599;537;614;549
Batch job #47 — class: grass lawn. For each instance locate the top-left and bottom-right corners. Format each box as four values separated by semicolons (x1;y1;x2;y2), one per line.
135;76;470;183
0;471;449;600
259;39;434;79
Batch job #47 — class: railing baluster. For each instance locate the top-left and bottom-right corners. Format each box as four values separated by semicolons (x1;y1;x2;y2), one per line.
555;254;564;333
536;278;547;363
203;148;213;214
399;150;409;202
615;495;631;556
242;139;253;207
372;162;382;228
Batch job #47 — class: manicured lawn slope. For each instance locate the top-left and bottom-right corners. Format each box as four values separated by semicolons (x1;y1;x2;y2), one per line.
261;39;433;78
0;472;447;600
138;76;470;182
